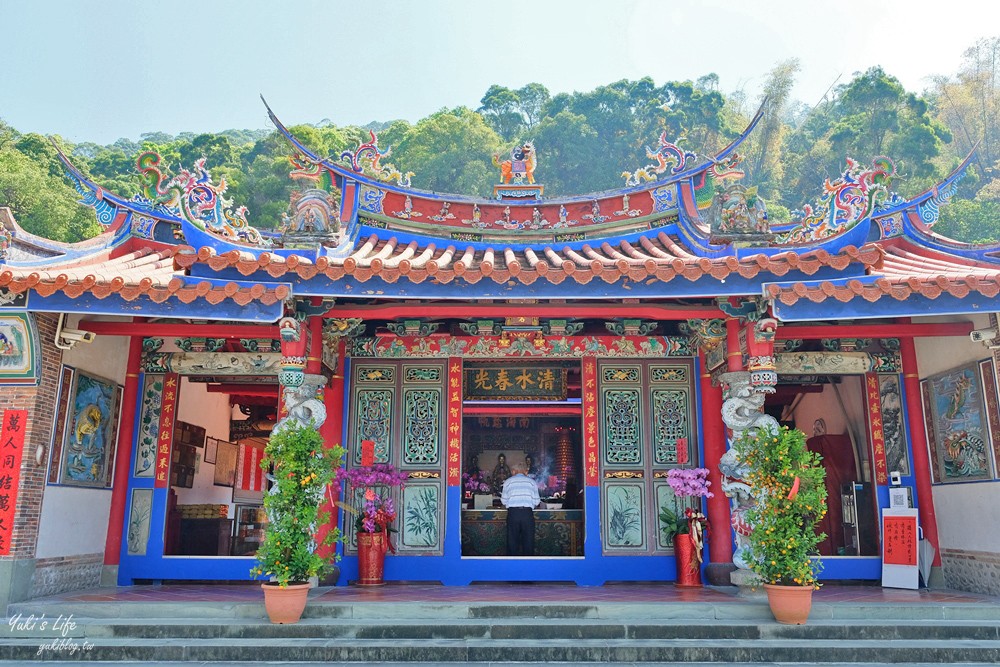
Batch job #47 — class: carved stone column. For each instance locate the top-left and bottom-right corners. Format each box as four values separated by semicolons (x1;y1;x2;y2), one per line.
718;371;779;587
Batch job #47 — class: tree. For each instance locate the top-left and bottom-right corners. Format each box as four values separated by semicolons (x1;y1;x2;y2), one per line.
394;107;502;195
478;85;524;141
782;67;949;209
741;59;800;200
932;37;1000;179
0;145;100;241
516;83;550;130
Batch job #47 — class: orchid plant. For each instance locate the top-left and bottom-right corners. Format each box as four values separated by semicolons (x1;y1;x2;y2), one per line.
462;470;491;495
336;463;408;534
659;467;713;567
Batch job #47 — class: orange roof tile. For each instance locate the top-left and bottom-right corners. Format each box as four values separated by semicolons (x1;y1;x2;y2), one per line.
175;234;886;287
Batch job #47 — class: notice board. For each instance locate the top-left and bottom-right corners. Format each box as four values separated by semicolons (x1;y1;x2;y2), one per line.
881;508;920;589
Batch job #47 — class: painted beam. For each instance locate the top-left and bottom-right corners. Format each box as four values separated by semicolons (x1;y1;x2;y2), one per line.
205;384;279;396
26;291;284;322
776;323;973;338
462;404;582;416
325;302;725;320
78;322;281;338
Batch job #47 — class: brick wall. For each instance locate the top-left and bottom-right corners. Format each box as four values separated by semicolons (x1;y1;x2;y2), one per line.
30;552;103;598
941;548;1000;596
0;313;63;559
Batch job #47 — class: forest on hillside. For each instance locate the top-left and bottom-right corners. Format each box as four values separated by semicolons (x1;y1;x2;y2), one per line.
2;37;1000;244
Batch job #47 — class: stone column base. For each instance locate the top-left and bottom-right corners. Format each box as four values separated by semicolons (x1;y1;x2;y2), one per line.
704;562;737;586
100;565;119;588
925;565;945;589
730;567;765;596
0;558;36;612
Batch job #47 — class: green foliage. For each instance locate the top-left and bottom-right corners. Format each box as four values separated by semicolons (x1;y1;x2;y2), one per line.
0;144;100;241
936;199;1000;244
394;107;502;195
658;505;689;541
250;421;345;587
733;426;827;587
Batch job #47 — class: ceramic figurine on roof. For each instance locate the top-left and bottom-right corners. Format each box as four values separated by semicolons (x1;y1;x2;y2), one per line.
280;188;342;249
622;132;696;186
778;156;896;244
135;151;270;247
339;130;414;186
493;142;543;200
709;184;773;246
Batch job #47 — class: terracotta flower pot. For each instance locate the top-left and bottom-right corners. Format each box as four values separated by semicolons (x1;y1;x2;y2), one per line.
673;533;703;588
357;531;389;585
763;583;814;625
261;582;311;624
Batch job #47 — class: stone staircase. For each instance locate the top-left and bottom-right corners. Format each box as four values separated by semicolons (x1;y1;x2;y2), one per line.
4;594;1000;664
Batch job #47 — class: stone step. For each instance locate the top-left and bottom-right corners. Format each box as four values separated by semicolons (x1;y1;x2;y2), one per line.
13;663;1000;667
3;636;1000;663
7;618;1000;642
11;599;1000;622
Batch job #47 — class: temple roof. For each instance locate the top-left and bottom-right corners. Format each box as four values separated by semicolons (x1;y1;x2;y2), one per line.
1;105;997;324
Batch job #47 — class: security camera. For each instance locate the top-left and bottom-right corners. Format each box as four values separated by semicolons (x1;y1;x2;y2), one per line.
60;329;96;343
970;328;998;343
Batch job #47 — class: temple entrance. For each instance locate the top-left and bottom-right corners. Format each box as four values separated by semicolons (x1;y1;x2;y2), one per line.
765;375;884;557
459;361;584;558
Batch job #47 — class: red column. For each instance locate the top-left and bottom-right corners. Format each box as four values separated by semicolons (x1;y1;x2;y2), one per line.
103;328;144;566
305;314;323;375
899;333;942;566
317;336;347;561
321;337;346;447
700;353;732;564
725;317;742;372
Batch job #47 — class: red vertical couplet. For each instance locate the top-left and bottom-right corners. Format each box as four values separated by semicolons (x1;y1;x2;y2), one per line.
899;331;942;566
864;373;889;485
581;357;599;487
154;373;180;488
0;409;27;556
446;359;463;486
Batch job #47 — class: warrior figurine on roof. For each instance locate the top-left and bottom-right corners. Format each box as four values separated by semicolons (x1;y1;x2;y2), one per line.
493;141;537;184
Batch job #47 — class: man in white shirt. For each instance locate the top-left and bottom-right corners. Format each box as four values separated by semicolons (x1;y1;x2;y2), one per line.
501;465;541;556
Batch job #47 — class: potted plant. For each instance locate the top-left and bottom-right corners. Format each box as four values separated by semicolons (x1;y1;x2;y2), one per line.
659;467;712;587
337;461;408;585
732;425;827;624
251;421;345;624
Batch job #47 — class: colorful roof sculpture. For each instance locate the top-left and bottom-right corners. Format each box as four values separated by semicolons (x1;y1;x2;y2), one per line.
0;100;996;325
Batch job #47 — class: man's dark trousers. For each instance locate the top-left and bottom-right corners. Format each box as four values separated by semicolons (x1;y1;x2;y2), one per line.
506;507;535;556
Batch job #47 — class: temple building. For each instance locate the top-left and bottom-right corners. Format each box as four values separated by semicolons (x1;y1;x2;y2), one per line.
0;100;999;607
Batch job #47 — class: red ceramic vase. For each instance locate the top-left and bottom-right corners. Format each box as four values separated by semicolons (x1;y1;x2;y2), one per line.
673;533;703;588
356;531;388;585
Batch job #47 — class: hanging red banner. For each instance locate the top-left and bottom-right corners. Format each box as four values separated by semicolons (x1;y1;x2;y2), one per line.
864;373;889;485
237;443;265;491
0;409;28;555
446;359;463;485
582;358;599;487
155;373;180;488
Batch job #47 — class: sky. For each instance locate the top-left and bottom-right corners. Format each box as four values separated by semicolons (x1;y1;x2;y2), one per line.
1;0;997;145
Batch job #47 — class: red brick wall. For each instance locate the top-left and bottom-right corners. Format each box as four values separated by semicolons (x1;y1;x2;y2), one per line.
0;313;63;560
